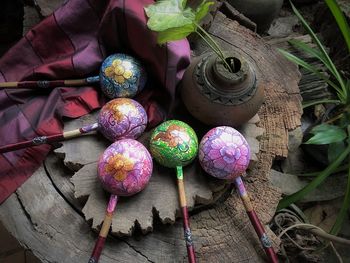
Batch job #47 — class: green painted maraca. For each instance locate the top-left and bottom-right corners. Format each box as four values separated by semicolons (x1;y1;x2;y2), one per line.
149;120;198;263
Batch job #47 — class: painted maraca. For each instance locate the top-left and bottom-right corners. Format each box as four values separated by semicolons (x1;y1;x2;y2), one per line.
89;139;153;263
0;53;147;99
198;126;278;263
0;98;147;153
149;120;198;263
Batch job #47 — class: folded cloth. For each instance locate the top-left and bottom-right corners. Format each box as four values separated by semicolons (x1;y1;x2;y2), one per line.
0;0;190;204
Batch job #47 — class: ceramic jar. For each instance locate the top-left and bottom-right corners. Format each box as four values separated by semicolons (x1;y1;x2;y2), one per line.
228;0;284;33
181;52;264;127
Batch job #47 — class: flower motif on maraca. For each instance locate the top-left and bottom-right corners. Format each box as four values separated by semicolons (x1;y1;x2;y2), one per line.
97;98;147;141
149;120;198;168
100;53;147;98
199;126;250;180
98;139;153;196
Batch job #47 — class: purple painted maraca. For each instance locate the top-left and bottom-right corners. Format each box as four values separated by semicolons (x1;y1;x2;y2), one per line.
199;126;250;180
89;139;153;263
97;98;147;141
199;126;278;263
0;98;147;153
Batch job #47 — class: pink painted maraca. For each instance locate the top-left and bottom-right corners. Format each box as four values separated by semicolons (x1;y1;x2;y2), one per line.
0;98;147;153
89;139;153;263
199;126;278;263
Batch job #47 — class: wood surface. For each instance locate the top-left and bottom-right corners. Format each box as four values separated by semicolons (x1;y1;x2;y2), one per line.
0;9;302;263
54;111;261;236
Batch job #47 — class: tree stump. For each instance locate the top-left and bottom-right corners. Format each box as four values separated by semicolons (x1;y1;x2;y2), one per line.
50;111;262;236
0;10;302;263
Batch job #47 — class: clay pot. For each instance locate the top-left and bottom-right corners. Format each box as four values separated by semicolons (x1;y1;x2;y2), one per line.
181;52;264;127
227;0;284;33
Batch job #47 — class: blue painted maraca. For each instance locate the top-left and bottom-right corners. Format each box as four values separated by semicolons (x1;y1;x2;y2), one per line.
0;53;147;99
99;53;147;98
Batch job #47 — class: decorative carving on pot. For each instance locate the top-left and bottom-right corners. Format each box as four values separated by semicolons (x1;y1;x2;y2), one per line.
181;52;264;127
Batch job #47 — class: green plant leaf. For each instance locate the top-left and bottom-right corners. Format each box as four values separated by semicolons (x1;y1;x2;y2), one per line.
305;124;347;145
325;0;350;54
328;141;346;163
289;1;347;95
278;48;345;100
277;143;350;210
195;1;214;22
289;39;325;60
302;99;341;109
330;160;350;235
288;39;339;78
157;24;195;44
144;0;195;32
144;0;228;68
297;164;350;177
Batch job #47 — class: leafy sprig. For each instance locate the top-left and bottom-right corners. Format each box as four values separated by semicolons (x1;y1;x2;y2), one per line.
278;0;350;236
144;0;232;72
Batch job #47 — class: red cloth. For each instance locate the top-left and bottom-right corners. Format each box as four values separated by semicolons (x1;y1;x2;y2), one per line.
0;0;190;203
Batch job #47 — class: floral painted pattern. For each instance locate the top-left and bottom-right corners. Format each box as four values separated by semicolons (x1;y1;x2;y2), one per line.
105;154;134;181
104;59;133;84
99;53;147;99
153;124;191;148
98;139;153;196
199;126;250;180
149;120;198;168
97;98;147;142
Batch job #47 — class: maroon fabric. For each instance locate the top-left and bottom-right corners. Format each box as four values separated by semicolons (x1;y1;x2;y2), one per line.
0;0;190;203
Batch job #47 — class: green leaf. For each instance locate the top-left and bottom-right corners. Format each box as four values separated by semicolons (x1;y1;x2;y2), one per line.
289;39;325;60
157;24;195;44
302;99;341;109
195;1;214;22
144;0;195;32
325;0;350;54
290;1;346;95
305;124;347;145
288;39;339;78
328;141;346;163
278;48;345;100
330;162;350;235
277;143;350;210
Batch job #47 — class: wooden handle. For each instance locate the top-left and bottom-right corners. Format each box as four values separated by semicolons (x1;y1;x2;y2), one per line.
0;76;99;89
234;177;279;263
89;195;118;263
176;166;196;263
0;123;98;153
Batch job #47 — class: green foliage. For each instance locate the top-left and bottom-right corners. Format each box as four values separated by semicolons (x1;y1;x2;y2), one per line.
325;0;350;53
144;0;214;42
328;141;346;163
144;0;233;71
277;142;350;210
144;0;193;30
278;0;350;236
330;165;350;235
304;124;347;144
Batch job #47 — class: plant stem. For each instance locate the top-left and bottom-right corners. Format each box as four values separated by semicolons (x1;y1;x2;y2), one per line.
195;30;223;63
277;143;350;210
196;24;225;60
278;223;350;246
195;23;232;72
297;163;350;177
330;161;350;235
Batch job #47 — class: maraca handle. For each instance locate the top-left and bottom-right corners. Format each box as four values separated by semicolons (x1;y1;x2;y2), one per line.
0;76;99;89
0;123;98;153
234;177;279;263
176;167;196;263
89;195;118;263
